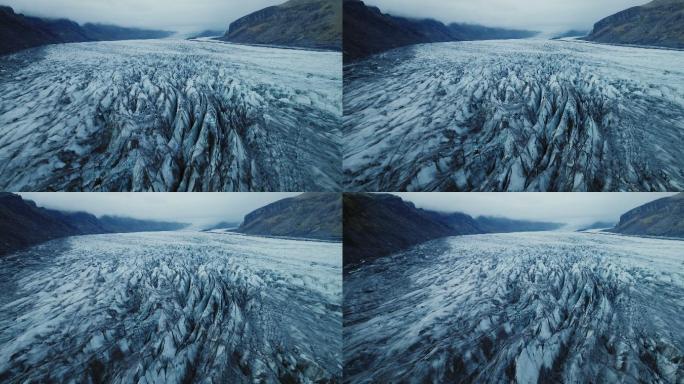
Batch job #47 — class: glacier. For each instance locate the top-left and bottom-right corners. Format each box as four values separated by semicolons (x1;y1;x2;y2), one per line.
0;39;341;191
0;231;342;383
343;39;684;191
344;232;684;383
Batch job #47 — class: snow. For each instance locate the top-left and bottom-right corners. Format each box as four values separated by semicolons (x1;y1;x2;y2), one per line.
0;231;342;383
344;231;684;383
0;39;342;191
343;39;684;191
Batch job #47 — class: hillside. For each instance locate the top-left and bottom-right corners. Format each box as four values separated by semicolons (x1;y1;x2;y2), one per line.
610;193;684;237
585;0;684;48
237;193;342;240
343;193;456;267
344;193;567;268
222;0;341;50
0;193;187;256
0;6;172;55
342;0;537;61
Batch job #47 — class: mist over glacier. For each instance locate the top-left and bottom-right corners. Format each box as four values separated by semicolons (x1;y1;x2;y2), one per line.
344;231;684;383
0;39;341;191
343;39;684;192
0;231;342;383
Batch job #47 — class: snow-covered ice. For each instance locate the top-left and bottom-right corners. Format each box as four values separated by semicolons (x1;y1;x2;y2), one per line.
0;231;342;383
344;231;684;383
343;40;684;191
0;39;341;191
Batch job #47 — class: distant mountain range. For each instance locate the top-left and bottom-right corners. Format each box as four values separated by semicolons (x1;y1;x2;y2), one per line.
343;193;561;268
0;5;173;55
221;0;342;50
585;0;684;48
343;0;538;61
610;193;684;237
0;193;187;256
236;193;342;240
577;221;617;232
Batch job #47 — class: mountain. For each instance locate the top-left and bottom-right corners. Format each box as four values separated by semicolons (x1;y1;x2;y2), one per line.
0;193;83;255
0;193;187;256
343;193;455;267
80;23;172;41
552;29;590;40
98;216;187;233
204;221;242;231
0;5;173;56
342;0;537;62
236;193;342;240
577;221;617;232
474;216;563;233
344;193;568;268
585;0;684;48
221;0;342;50
610;193;684;237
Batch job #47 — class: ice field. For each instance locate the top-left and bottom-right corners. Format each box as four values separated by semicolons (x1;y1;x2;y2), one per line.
344;231;684;383
0;231;342;383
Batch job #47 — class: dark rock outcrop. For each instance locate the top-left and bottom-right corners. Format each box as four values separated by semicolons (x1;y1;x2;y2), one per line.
0;6;173;56
610;193;684;237
586;0;684;48
342;0;537;62
237;193;342;240
0;193;187;256
222;0;341;50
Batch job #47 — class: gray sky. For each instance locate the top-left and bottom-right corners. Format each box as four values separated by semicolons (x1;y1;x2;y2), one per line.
4;0;284;33
366;0;650;33
394;193;677;227
18;192;300;227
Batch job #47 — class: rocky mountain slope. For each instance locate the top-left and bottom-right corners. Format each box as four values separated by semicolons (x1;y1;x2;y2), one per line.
0;5;171;55
342;0;537;61
343;193;561;268
222;0;341;50
610;193;684;237
0;193;186;256
586;0;684;48
236;193;341;240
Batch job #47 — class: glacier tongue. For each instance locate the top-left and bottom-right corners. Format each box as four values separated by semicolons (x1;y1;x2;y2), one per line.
0;40;342;191
343;39;684;191
0;231;342;383
344;232;684;383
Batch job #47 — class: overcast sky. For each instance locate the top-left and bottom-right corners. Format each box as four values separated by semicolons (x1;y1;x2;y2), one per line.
4;0;283;33
18;192;300;227
394;193;677;228
366;0;649;33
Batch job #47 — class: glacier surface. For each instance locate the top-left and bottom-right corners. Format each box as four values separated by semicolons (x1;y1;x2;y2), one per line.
343;40;684;191
344;232;684;383
0;39;341;191
0;231;342;383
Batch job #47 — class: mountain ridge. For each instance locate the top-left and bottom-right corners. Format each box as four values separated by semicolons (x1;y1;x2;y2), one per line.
221;0;341;50
0;193;187;256
236;193;342;241
342;0;538;61
0;5;173;55
585;0;684;48
343;193;563;268
609;193;684;237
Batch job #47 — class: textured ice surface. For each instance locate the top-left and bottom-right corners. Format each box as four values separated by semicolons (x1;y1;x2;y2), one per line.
0;39;341;191
0;231;342;383
344;232;684;383
344;40;684;191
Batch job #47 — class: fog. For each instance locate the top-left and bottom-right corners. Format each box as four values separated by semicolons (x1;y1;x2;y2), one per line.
365;0;650;33
3;0;284;33
18;192;300;226
393;193;677;227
